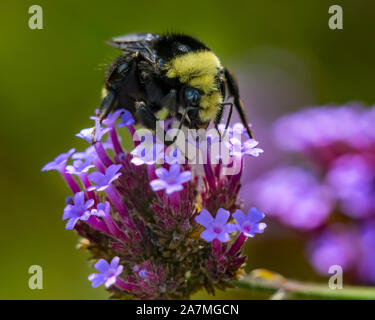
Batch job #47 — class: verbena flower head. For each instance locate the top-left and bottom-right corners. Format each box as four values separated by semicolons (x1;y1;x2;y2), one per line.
42;112;265;299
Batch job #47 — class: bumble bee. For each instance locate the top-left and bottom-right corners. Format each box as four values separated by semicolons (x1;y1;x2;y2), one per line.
99;32;253;141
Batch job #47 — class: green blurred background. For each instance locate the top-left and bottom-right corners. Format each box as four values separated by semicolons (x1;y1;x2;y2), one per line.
1;0;375;299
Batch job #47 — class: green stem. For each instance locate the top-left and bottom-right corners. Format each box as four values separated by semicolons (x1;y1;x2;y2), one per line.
232;270;375;300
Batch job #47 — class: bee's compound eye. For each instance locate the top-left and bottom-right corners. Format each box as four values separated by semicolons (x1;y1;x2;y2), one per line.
174;42;190;54
178;44;189;53
185;88;201;105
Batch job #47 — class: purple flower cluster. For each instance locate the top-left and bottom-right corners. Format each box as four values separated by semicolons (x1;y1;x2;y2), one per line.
42;109;265;299
251;104;375;284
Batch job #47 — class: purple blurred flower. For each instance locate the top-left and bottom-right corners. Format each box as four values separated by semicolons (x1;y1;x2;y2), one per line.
252;167;333;230
62;191;95;229
357;224;375;283
88;164;122;191
42;148;75;171
233;207;267;237
88;257;123;288
195;208;236;242
150;164;191;194
274;105;375;158
308;226;356;275
326;155;375;218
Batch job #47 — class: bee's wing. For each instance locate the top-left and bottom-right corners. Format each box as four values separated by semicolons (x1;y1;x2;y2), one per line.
107;33;160;64
107;33;160;49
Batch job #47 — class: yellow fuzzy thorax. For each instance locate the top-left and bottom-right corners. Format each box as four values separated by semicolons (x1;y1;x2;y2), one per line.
165;50;223;122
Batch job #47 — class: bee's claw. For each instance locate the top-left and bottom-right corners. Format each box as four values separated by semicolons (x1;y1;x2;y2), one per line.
91;126;97;144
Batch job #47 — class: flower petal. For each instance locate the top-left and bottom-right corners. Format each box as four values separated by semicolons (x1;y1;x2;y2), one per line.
150;179;168;191
178;171;192;184
248;207;265;223
215;208;230;225
233;209;246;226
200;229;216;242
217;232;230;242
166;184;183;194
110;256;120;269
195;209;214;228
94;259;110;273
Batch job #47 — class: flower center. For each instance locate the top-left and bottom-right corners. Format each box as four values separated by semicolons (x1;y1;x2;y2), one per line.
243;224;251;233
213;226;222;234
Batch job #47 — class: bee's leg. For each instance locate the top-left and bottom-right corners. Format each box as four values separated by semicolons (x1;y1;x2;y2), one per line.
161;89;178;115
222;102;233;139
134;101;174;147
91;89;117;143
98;90;117;121
134;101;157;130
224;68;254;138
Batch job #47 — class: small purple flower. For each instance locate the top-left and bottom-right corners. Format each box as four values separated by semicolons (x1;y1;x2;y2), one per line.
229;137;264;158
195;208;237;242
102;109;125;127
65;159;94;175
88;257;123;288
90;201;109;218
233;207;267;237
62;191;95;229
150;164;192;194
118;109;135;127
131;143;164;166
72;146;96;161
138;269;148;278
76;120;110;143
42;148;75;171
88;164;122;191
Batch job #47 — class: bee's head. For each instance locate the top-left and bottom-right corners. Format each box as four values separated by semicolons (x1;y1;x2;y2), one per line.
157;34;224;124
